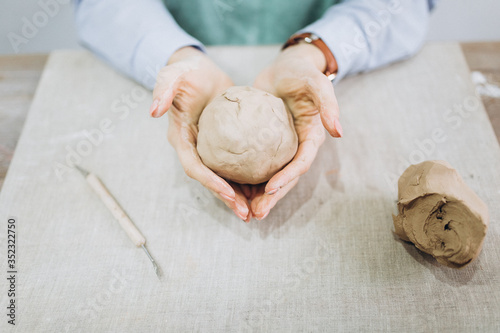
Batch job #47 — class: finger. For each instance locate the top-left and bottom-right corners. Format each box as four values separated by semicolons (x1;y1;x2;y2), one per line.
170;123;236;201
240;184;264;201
229;182;252;222
210;190;243;219
308;72;342;137
252;177;300;220
150;66;185;118
244;211;253;223
264;137;322;195
170;120;252;221
211;188;251;222
252;67;275;94
240;184;252;200
250;184;264;201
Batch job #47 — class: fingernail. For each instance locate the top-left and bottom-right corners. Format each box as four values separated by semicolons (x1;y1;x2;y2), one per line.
266;188;279;195
256;211;269;221
334;118;343;137
149;99;159;116
238;202;249;218
243;213;252;223
152;99;164;118
325;114;336;131
220;193;235;202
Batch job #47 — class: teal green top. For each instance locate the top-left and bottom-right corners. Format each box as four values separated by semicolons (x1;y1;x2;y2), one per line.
163;0;336;45
76;0;433;89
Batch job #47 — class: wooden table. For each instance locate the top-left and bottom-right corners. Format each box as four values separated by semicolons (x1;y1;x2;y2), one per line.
0;54;47;189
1;42;499;192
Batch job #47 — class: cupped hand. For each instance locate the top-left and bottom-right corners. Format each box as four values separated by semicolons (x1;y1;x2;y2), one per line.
149;46;252;222
251;43;343;220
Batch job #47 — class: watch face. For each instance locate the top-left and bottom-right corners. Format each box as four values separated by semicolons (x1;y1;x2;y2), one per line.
300;33;319;44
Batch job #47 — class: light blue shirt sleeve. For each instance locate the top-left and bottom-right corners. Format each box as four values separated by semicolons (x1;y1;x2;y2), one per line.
300;0;436;83
75;0;205;90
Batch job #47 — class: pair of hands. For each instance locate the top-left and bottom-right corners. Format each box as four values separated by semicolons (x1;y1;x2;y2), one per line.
149;44;342;222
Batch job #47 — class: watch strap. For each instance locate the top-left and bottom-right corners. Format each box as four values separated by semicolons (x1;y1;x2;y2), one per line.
283;33;338;81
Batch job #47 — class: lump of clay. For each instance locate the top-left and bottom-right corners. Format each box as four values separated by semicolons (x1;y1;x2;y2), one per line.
197;86;298;184
393;160;488;268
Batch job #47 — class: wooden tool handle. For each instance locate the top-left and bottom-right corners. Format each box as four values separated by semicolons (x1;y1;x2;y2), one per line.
86;173;146;247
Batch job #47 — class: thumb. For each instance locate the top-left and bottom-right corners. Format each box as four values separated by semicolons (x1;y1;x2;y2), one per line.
149;66;185;118
310;72;343;138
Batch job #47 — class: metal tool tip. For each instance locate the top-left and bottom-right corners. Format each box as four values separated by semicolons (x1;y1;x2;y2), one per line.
75;165;89;177
153;261;161;279
141;244;161;279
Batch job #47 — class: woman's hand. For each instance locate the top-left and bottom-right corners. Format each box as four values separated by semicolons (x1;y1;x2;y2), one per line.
251;43;343;220
149;46;252;222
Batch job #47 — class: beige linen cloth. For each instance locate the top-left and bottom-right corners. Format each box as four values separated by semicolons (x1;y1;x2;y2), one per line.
0;43;499;332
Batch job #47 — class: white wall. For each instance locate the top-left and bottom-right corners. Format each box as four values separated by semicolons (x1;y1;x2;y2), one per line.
0;0;80;54
0;0;499;55
428;0;500;41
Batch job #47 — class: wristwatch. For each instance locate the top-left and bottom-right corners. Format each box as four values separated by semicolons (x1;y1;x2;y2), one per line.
283;33;338;81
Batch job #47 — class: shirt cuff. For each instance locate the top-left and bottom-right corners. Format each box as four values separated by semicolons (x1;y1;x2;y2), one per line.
298;15;365;85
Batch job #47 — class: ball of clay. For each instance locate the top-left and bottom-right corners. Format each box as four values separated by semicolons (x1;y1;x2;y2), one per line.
197;86;298;184
392;160;489;268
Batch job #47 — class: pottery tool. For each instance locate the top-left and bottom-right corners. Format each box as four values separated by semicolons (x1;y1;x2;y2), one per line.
75;165;160;278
